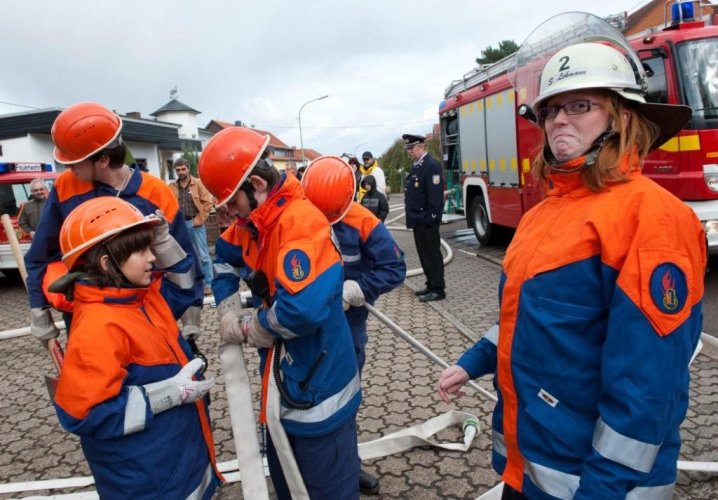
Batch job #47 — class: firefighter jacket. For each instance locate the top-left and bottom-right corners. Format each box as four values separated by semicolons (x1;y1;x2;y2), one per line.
250;174;362;437
24;168;203;318
358;160;386;200
334;202;406;351
168;175;214;226
53;274;220;499
212;218;261;307
404;153;444;228
456;157;706;499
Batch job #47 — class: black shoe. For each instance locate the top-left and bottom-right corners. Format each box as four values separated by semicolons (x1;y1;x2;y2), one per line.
419;291;446;302
359;469;380;495
414;287;430;296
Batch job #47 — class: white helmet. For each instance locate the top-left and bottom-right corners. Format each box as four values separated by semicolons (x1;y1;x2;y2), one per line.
533;42;691;150
534;43;644;110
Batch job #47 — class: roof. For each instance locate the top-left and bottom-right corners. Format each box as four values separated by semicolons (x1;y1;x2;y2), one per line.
0;108;200;151
623;0;717;35
204;120;291;149
302;149;322;161
150;99;201;117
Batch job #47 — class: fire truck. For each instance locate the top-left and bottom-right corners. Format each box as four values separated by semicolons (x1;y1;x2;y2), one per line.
0;162;58;277
439;3;718;252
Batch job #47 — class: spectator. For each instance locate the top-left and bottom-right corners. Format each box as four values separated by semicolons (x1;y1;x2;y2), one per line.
359;175;389;222
18;178;49;238
297;165;306;181
358;151;386;201
285;160;298;177
347;157;362;200
169;158;214;296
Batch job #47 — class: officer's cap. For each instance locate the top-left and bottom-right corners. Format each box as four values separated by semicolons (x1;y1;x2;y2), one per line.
402;134;425;149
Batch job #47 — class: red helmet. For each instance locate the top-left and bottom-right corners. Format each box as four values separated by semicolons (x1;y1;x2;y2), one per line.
52;102;123;165
60;197;157;269
302;156;356;224
198;127;270;207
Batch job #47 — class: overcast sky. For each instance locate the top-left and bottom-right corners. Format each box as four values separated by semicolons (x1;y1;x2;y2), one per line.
1;0;648;158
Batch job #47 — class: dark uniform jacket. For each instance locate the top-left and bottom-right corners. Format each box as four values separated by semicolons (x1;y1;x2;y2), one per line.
404;153;444;228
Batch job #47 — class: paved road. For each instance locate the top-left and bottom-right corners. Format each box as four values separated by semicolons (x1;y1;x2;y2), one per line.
0;214;715;499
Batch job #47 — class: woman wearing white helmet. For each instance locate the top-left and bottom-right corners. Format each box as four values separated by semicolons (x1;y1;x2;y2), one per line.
439;39;707;499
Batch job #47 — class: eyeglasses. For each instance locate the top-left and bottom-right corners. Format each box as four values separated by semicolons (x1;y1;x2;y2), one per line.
536;99;603;122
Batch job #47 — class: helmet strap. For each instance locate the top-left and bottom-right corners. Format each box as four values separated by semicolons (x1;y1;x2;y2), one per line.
545;129;617;173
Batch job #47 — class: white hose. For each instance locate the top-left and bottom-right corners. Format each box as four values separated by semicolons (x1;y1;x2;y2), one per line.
220;344;269;499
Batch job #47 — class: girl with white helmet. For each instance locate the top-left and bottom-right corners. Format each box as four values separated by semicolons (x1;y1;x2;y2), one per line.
439;13;706;499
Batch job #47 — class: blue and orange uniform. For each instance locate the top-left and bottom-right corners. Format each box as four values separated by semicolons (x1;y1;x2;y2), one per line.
53;274;221;499
25;167;202;318
457;157;706;499
249;174;361;498
334;202;406;373
211;218;259;306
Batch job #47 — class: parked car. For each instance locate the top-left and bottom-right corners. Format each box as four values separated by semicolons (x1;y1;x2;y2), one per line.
0;163;59;278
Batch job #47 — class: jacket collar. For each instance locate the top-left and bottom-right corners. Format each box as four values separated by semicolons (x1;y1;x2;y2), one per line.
544;152;641;198
72;274;162;306
250;173;304;233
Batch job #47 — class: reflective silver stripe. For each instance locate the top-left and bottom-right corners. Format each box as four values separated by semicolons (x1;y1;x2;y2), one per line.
213;262;241;277
342;253;361;263
186;462;214;500
524;459;580;500
492;430;506;457
267;304;299;340
124;386;147;435
281;372;361;424
593;417;660;473
166;267;196;289
626;483;674;500
484;324;499;346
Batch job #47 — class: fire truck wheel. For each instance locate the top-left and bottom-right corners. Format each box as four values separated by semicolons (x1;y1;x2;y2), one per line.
470;196;494;246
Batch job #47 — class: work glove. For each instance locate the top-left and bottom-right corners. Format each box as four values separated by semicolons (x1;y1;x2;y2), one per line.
218;293;249;345
142;358;214;415
342;280;365;310
180;305;202;339
241;309;275;348
150;210;187;269
30;307;60;342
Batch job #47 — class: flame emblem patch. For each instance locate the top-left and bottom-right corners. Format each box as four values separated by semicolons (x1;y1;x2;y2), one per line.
283;249;310;282
650;263;688;315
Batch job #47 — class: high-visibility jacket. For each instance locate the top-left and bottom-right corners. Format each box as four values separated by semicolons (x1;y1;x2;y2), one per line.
457;158;706;499
211;218;260;306
334;202;406;352
250;174;361;437
53;275;220;499
358;161;386;201
24;167;203;318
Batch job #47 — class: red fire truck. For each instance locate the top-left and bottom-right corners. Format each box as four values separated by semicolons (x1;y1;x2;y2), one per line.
439;4;718;252
0;162;58;277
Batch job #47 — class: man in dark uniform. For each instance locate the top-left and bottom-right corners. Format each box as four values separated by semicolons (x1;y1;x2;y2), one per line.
403;134;445;301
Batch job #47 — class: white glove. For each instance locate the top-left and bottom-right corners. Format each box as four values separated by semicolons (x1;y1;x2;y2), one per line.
30;307;60;342
241;309;275;348
218;293;248;345
342;280;365;310
143;358;214;415
150;210;187;269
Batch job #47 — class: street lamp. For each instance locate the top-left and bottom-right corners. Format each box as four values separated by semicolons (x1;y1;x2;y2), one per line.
298;94;329;166
352;142;368;158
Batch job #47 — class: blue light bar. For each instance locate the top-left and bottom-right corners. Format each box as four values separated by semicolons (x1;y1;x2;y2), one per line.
672;0;695;24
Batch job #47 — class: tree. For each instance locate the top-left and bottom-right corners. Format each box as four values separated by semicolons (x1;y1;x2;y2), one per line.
476;40;518;65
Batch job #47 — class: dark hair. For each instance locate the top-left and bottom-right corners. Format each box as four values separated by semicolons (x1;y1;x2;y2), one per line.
89;143;128;169
79;225;155;287
174;158;190;168
250;158;281;189
347;157;360;168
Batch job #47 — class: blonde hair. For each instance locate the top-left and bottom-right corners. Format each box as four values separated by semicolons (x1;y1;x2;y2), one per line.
532;90;659;192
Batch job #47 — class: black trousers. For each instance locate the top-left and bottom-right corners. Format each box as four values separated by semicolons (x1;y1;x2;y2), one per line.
413;224;444;292
501;483;528;499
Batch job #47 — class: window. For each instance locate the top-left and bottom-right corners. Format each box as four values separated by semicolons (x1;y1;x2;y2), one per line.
642;56;668;104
